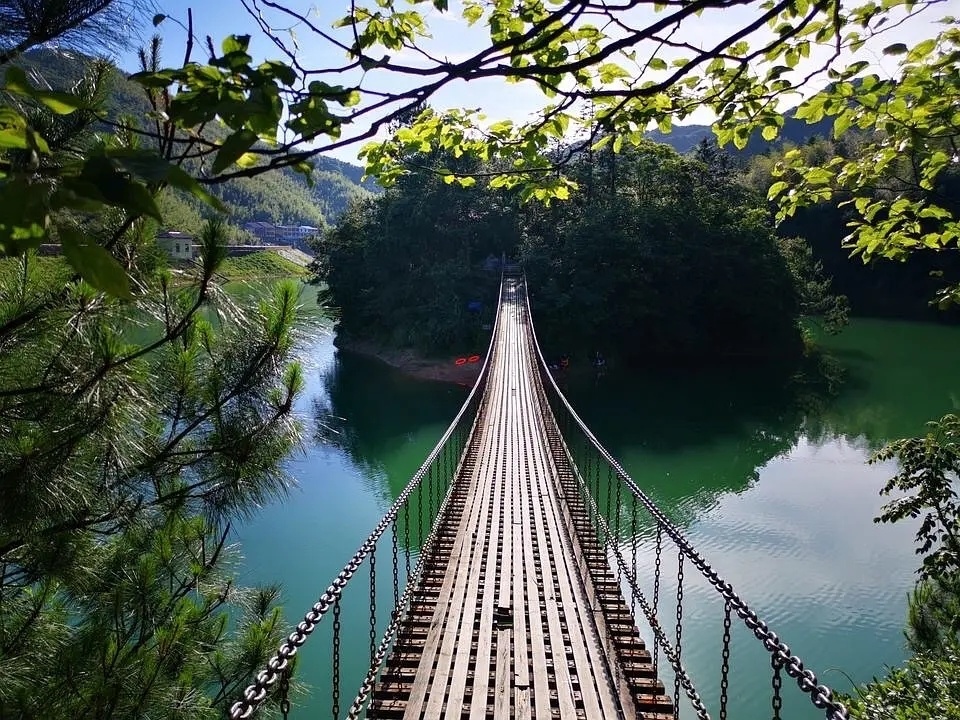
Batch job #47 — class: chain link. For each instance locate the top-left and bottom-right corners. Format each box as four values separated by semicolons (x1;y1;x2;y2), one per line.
630;496;638;620
403;503;411;579
437;448;444;514
605;467;613;530
427;465;434;530
614;472;622;539
772;655;783;720
720;602;731;720
332;598;342;720
593;452;601;516
675;551;684;719
391;519;400;610
369;544;377;667
653;522;662;675
278;667;291;720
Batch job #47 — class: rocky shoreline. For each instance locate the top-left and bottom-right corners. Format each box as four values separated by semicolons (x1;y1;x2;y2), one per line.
334;335;482;385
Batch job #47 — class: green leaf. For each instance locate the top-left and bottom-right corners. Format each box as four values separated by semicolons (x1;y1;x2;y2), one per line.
213;130;259;174
768;181;789;199
761;124;778;141
0;177;48;254
128;69;178;89
4;66;82;114
833;112;852;139
907;38;936;61
732;126;750;150
883;42;909;55
591;135;612;151
34;92;83;115
598;63;630;83
463;4;483;24
0;128;28;149
0;108;29;149
61;229;132;299
235;152;259;169
222;34;252;55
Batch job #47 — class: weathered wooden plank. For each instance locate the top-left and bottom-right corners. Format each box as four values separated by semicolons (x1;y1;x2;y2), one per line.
401;376;502;720
427;368;504;720
517;392;555;720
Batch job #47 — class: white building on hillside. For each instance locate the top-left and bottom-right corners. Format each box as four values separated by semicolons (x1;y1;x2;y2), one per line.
156;231;199;261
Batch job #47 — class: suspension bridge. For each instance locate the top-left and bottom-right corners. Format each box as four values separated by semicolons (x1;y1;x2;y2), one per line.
230;269;850;720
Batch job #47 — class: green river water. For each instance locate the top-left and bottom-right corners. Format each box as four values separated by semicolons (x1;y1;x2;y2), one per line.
234;309;960;719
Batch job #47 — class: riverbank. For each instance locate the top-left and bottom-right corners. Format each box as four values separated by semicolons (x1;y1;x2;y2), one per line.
334;336;482;385
218;251;311;280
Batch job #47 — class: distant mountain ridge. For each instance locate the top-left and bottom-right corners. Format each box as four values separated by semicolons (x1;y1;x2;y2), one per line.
18;48;374;233
646;113;832;156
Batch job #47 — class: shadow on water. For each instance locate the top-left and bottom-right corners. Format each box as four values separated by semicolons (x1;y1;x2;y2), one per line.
559;358;826;523
312;349;468;499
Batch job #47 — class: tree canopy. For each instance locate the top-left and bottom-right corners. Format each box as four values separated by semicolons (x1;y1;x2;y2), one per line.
321;139;843;363
1;0;956;296
1;5;307;717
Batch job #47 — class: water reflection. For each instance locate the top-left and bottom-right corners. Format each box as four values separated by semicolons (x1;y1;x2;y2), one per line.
313;349;467;499
558;319;960;719
297;318;960;719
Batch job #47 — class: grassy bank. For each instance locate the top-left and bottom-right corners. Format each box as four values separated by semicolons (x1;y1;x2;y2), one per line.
218;251;310;280
0;251;310;286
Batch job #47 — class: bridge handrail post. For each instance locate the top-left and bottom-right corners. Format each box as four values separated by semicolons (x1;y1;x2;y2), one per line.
521;273;850;720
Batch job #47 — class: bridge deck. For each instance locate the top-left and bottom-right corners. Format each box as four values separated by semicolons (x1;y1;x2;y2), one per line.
370;277;672;719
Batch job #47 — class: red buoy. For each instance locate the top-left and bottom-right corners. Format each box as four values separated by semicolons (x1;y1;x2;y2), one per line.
455;357;467;366
468;355;480;363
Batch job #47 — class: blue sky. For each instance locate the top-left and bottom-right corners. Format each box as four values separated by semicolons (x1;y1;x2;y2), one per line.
117;0;944;164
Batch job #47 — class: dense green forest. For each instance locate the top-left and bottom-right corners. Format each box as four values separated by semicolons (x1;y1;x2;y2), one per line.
739;136;960;321
18;48;374;235
319;139;842;364
320;155;510;354
322;122;960;365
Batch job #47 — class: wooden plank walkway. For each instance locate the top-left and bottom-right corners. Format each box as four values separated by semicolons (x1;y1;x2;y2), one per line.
369;276;673;720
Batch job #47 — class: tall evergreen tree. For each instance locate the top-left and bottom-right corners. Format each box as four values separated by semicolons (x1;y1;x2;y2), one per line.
1;3;303;717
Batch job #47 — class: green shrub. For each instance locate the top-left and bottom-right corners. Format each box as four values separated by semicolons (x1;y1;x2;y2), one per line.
843;644;960;720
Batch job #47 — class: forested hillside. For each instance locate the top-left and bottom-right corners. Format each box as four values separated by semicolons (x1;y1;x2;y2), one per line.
18;48;373;234
738;136;960;322
646;112;832;155
320;141;842;364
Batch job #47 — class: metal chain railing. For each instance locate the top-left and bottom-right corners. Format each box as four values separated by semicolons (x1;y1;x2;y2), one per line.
345;443;466;719
332;599;342;720
524;277;850;720
227;275;506;720
720;603;731;720
535;374;713;719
